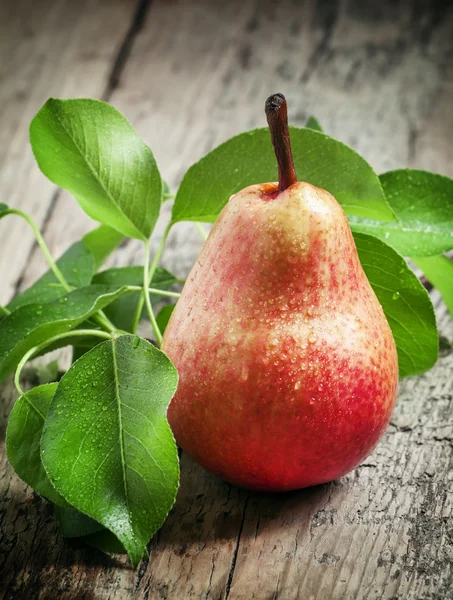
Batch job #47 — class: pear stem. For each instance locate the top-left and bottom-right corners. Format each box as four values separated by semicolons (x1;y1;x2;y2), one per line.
265;93;297;191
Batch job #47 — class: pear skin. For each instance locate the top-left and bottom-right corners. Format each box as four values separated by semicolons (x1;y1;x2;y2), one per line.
162;181;398;491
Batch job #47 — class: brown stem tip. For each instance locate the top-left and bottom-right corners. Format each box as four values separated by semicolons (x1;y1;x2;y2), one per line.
265;93;297;192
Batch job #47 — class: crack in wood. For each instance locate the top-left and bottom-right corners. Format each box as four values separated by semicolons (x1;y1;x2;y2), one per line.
206;553;216;599
104;0;153;97
224;493;249;599
273;572;281;599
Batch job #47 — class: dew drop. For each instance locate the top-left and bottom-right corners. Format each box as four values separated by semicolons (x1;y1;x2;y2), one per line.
392;292;400;300
308;332;318;344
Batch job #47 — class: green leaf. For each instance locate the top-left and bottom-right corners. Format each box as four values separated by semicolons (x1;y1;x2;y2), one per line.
353;232;438;377
7;241;95;311
72;339;103;363
55;506;127;554
93;266;177;289
413;255;453;319
156;305;175;335
41;335;179;567
0;284;130;382
55;505;103;537
172;127;393;223
305;116;324;132
6;383;68;506
84;529;127;554
82;224;125;270
92;266;179;332
30;98;162;240
163;181;173;202
350;170;453;257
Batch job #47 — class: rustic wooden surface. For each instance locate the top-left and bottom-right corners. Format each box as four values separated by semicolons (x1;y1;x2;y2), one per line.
1;0;453;598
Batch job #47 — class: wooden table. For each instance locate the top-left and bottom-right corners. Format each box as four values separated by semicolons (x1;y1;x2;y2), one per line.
1;1;453;598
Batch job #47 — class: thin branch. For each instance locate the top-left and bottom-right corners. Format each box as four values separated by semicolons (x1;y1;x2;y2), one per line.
14;329;112;396
1;209;71;292
143;241;163;345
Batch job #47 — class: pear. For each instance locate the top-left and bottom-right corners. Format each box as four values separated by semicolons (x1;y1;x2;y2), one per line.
162;94;398;491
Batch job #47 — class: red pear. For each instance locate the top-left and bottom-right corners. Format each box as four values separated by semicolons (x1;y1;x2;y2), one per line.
162;94;398;491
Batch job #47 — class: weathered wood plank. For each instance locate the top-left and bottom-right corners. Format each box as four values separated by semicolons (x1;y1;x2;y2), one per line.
1;0;453;598
0;0;138;305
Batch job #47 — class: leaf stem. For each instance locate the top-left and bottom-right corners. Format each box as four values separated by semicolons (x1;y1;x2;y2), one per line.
143;241;163;345
93;311;118;333
1;210;121;336
126;286;180;298
1;209;71;292
14;329;112;396
0;305;11;316
195;222;208;241
131;221;173;334
148;221;173;281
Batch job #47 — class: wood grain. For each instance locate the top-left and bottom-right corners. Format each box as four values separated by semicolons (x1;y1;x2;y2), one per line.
1;0;453;598
0;0;139;305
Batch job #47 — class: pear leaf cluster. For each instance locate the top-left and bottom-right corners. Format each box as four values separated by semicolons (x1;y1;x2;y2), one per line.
1;98;450;568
